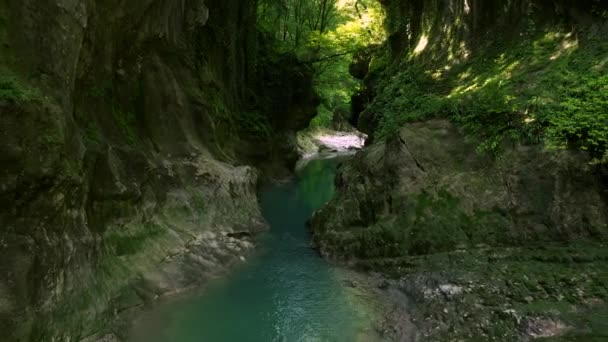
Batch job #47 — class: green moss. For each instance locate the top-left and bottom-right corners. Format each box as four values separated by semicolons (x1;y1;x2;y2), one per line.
190;84;238;156
407;191;472;254
192;84;275;147
30;187;220;339
83;80;140;146
368;45;390;76
549;306;608;341
321;190;514;259
82;119;103;145
191;191;207;213
0;74;37;102
105;221;165;256
112;109;137;146
29;254;134;341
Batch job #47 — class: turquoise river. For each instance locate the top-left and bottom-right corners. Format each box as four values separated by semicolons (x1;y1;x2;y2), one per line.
128;156;386;342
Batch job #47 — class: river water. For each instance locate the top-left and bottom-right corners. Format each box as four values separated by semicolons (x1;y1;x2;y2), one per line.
128;156;385;342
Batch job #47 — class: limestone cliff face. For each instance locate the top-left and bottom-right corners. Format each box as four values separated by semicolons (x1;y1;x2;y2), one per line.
0;1;317;341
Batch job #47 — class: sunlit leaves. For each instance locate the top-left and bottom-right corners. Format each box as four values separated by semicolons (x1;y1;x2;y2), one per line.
371;29;608;163
257;0;386;128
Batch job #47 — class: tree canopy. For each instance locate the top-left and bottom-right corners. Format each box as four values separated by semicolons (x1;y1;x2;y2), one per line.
257;0;385;127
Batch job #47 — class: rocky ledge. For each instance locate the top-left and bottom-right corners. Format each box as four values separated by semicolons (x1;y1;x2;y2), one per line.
310;119;608;341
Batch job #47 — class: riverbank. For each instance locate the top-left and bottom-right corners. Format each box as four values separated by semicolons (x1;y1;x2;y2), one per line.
354;243;608;341
82;130;375;342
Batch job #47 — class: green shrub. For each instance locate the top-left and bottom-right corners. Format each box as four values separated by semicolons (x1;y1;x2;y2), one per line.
310;104;334;128
545;75;608;164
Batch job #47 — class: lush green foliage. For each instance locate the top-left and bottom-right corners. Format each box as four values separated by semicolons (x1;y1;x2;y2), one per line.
258;0;385;127
371;31;608;163
257;0;339;48
309;104;334;128
545;74;608;163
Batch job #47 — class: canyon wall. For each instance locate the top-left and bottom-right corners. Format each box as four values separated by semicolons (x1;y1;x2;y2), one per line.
0;1;317;340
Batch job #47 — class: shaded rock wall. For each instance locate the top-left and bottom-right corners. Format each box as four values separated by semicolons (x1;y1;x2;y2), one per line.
311;120;607;259
0;0;317;341
377;0;608;62
310;120;608;341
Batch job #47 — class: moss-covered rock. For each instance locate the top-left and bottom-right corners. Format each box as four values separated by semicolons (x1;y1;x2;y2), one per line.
310;119;608;340
312;119;607;257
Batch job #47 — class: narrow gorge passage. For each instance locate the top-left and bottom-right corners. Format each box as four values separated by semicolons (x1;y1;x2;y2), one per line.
2;1;607;341
128;156;385;342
